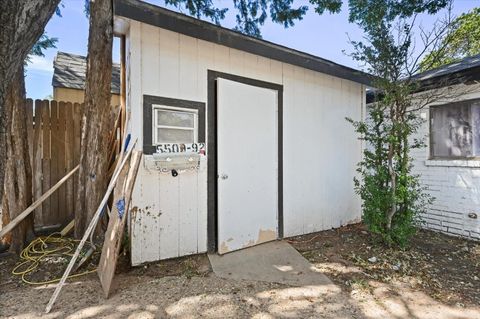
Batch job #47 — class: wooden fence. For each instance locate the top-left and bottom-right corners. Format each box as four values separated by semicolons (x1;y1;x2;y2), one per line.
29;99;83;229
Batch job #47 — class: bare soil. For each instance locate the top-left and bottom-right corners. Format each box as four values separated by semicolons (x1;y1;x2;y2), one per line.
289;223;480;307
1;224;479;319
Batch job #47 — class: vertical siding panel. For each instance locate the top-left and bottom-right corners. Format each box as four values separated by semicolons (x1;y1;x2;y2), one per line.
294;67;307;234
302;69;317;234
159;175;180;259
242;52;258;79
281;63;297;237
197;158;208;252
179;35;198;101
214;44;229;72
141;24;160;95
128;21;145;265
315;73;328;231
129;20;143;147
178;172;198;255
270;60;283;84
196;40;214;105
138;169;161;263
256;56;271;82
228;48;245;76
159;28;180;98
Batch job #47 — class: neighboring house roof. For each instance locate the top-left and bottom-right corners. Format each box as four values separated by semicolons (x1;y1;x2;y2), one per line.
52;51;121;94
413;53;480;83
113;0;374;86
367;54;480;103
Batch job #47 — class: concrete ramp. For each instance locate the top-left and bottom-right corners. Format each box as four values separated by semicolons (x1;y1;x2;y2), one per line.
208;240;332;286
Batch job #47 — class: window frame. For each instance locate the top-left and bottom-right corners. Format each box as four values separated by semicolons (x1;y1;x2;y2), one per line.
143;95;206;154
152;105;198;145
429;98;480;160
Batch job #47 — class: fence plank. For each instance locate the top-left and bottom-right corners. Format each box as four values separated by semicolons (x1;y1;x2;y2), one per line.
58;102;67;224
41;100;51;225
65;102;75;221
33;100;43;225
26;99;33;177
28;99;117;228
73;103;82;205
50;101;59;224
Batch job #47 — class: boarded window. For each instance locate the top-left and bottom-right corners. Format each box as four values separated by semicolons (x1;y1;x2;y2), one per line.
153;106;198;144
430;99;480;158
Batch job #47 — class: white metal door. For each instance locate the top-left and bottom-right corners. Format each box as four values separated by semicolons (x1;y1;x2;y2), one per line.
217;78;278;254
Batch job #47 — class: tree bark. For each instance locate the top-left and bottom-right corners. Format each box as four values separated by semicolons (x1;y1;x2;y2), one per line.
1;65;34;253
0;0;60;217
75;0;114;238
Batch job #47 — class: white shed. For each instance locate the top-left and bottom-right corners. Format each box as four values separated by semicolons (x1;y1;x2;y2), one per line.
113;0;372;266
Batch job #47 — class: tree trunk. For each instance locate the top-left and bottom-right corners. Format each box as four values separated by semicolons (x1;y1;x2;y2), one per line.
75;0;114;238
0;0;59;216
1;65;34;253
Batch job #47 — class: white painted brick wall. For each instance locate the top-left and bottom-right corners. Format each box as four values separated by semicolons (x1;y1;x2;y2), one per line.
411;86;480;241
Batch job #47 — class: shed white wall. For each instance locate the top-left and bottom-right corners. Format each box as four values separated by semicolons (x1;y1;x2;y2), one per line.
123;19;365;265
410;84;480;240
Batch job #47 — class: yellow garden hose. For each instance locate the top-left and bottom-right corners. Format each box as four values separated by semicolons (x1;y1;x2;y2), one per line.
11;232;97;285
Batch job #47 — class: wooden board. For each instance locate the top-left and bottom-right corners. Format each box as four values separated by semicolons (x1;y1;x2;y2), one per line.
41;100;51;225
57;102;67;224
98;151;142;298
65;102;75;221
50;100;59;223
72;102;82;209
0;166;79;239
26;99;34;176
33;100;43;224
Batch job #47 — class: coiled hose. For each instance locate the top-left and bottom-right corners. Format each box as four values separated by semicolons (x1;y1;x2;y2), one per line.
11;232;97;285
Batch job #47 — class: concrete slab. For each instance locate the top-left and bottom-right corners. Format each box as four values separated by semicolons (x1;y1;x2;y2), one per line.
208;240;332;287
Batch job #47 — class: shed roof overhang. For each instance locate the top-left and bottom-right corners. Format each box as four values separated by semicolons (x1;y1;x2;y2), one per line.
113;0;374;86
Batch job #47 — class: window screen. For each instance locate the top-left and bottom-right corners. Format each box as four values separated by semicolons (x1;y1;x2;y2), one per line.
430;100;480;158
153;107;197;144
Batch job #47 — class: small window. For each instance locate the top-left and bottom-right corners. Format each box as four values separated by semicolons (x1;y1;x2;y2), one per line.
430;99;480;158
153;106;198;144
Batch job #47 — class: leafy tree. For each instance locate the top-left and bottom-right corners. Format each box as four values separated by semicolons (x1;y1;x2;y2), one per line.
28;34;58;60
346;0;457;246
420;7;480;71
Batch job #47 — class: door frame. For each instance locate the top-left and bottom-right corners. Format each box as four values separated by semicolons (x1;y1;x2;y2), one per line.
207;70;284;253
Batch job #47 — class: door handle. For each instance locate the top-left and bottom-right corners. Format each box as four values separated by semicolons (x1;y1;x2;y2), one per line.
220;174;228;180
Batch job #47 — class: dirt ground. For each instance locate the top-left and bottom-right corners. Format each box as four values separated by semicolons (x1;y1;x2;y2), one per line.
289;224;480;318
1;224;479;318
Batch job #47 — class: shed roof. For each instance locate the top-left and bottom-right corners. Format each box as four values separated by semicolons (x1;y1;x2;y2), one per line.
113;0;373;86
52;51;121;94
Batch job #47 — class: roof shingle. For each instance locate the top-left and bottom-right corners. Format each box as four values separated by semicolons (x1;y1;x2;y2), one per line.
52;51;121;94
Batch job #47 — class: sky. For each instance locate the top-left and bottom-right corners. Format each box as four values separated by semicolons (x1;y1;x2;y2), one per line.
25;0;479;99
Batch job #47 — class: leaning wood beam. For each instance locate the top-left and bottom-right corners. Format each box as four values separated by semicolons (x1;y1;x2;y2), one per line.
0;165;79;239
98;150;142;298
45;140;136;313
